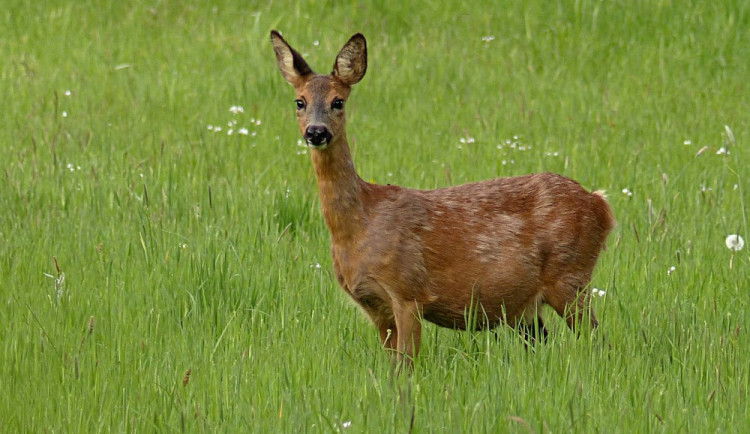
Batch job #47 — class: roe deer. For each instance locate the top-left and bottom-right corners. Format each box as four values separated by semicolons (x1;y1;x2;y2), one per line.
270;31;615;365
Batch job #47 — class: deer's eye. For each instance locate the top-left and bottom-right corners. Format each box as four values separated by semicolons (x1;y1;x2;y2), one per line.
331;99;345;110
295;99;305;110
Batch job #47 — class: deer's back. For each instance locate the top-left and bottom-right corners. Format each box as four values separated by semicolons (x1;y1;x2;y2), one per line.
354;172;614;329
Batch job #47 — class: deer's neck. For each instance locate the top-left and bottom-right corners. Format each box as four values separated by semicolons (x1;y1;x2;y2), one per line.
310;138;366;243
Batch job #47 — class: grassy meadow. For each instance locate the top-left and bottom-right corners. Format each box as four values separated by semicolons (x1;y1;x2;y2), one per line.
1;0;748;431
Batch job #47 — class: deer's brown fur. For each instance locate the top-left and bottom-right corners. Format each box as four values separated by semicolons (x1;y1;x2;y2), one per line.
270;31;615;364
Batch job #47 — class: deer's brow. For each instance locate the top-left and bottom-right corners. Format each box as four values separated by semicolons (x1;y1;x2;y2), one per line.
306;76;333;96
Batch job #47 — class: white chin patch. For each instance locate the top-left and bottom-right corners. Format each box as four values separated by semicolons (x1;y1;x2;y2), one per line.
307;140;329;150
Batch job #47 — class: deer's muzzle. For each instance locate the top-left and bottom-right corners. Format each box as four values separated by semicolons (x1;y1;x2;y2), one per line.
305;125;332;147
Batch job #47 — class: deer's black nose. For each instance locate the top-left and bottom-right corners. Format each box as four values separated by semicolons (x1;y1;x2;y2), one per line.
304;125;332;147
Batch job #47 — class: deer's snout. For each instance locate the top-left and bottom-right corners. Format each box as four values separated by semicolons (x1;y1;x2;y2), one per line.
304;125;332;147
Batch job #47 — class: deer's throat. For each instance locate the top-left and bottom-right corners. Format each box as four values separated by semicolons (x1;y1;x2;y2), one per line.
310;140;365;241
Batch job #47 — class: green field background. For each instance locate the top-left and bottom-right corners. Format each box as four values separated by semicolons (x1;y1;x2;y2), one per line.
1;0;747;432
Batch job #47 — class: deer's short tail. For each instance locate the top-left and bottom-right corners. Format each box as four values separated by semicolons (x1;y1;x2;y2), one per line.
592;190;616;249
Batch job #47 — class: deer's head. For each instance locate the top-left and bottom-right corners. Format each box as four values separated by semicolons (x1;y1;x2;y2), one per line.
271;31;367;149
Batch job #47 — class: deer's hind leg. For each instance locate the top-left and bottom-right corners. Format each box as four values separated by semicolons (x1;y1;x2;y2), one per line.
514;296;548;345
518;315;549;344
544;279;598;333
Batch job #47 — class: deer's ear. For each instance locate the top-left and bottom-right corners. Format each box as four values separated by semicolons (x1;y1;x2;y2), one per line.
333;33;367;86
270;30;313;86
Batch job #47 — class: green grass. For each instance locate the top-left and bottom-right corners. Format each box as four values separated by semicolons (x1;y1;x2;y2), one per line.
1;0;748;432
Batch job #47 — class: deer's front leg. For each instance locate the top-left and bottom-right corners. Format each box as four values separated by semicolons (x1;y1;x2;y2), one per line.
392;300;422;366
376;320;397;353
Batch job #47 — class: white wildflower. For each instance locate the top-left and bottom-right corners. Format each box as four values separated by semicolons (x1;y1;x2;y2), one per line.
621;188;633;197
667;266;676;276
229;105;244;114
683;140;691;145
238;128;249;135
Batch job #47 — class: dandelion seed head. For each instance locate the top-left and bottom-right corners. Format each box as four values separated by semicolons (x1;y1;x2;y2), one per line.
725;234;745;252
